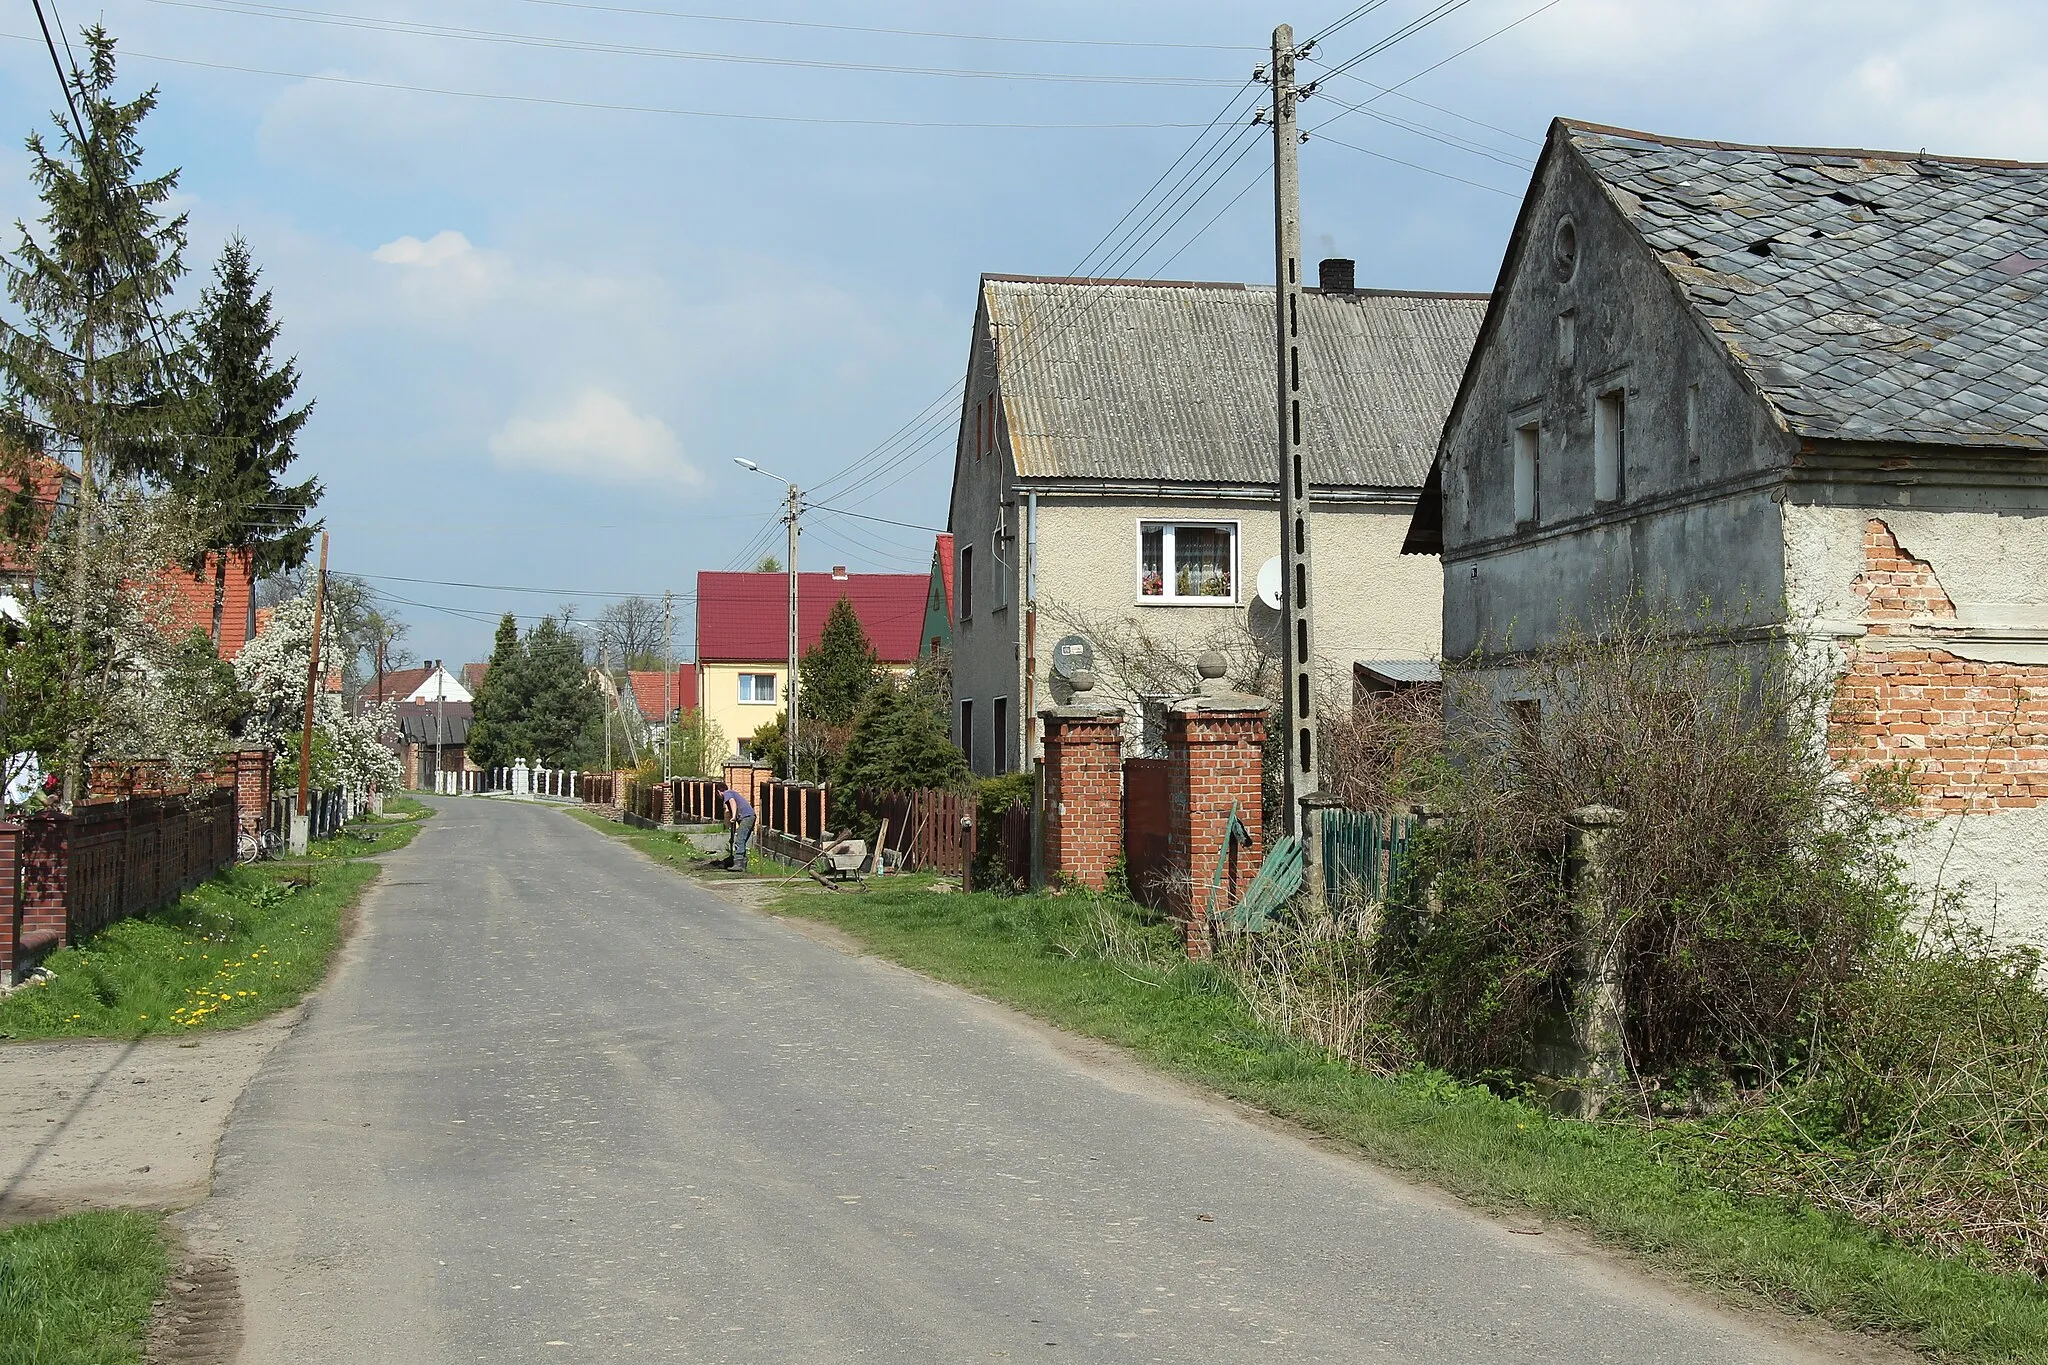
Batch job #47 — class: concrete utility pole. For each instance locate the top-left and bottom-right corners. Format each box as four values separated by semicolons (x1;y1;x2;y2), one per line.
434;659;445;795
662;590;675;782
293;531;329;853
1271;23;1320;842
784;481;801;782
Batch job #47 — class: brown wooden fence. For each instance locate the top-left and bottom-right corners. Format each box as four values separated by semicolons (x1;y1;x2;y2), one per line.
4;784;237;983
671;778;726;823
1122;757;1174;908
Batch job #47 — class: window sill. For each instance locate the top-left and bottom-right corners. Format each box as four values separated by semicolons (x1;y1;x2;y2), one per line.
1135;597;1240;608
736;699;779;706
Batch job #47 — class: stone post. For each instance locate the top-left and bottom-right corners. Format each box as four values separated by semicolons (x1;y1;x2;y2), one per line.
1165;653;1270;957
1038;670;1126;892
513;758;531;797
1567;804;1629;1118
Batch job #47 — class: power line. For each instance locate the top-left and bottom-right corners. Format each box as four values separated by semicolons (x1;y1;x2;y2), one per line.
506;0;1259;52
0;33;1223;131
344;570;687;599
1311;131;1518;196
136;0;1243;88
1304;0;1569;143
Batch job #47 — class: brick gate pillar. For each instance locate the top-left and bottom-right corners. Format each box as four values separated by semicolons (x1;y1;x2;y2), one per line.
231;748;272;842
1165;653;1270;956
1039;671;1126;891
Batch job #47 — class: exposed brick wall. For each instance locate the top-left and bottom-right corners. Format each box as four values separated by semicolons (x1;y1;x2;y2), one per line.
1041;712;1124;890
1833;519;2048;814
1164;707;1267;955
232;749;272;838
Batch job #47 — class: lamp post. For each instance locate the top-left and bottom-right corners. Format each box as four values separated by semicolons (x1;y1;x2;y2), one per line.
735;458;802;781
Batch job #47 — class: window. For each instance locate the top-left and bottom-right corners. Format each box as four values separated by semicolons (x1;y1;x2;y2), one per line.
960;698;976;772
1512;422;1540;526
1594;389;1626;503
1556;310;1576;367
959;544;974;620
1684;382;1702;473
993;697;1010;774
1138;521;1238;603
738;672;777;704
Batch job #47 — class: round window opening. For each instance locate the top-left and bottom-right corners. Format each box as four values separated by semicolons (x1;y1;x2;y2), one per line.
1553;216;1579;282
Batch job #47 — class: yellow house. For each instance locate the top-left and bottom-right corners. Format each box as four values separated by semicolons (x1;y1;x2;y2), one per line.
695;568;929;763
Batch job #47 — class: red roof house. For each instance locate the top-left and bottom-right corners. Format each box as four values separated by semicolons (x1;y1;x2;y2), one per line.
696;570;928;664
626;664;700;723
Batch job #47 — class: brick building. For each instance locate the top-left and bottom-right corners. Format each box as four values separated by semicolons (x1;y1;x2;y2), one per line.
1407;120;2048;951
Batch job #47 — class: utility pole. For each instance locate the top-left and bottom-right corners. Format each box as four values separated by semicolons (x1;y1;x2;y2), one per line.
434;659;445;795
784;481;802;783
1271;23;1320;844
662;589;675;782
293;531;329;853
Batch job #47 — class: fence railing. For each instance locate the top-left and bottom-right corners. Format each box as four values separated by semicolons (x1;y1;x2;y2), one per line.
670;777;725;823
267;786;355;842
1321;807;1416;904
847;787;973;878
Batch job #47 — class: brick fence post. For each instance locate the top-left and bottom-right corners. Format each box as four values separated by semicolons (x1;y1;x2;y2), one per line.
1165;653;1270;957
232;748;272;843
19;813;71;960
0;821;20;986
1039;670;1126;892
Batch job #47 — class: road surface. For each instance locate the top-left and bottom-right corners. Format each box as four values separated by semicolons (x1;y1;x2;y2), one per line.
183;797;1882;1363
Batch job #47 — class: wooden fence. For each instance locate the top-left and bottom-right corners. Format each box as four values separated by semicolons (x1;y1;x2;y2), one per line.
670;778;726;823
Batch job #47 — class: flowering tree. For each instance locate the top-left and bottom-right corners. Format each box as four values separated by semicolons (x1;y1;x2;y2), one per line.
235;589;399;793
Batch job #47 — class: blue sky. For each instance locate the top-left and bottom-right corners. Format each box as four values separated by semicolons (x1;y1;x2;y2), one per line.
2;0;2042;665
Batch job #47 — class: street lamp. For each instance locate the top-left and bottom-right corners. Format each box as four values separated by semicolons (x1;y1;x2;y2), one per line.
734;457;802;781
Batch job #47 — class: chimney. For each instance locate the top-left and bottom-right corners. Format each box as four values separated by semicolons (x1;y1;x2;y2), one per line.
831;565;849;580
1318;257;1356;293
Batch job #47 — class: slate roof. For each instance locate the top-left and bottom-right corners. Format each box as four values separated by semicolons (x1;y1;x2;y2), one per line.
982;275;1486;489
1567;121;2048;449
696;571;927;664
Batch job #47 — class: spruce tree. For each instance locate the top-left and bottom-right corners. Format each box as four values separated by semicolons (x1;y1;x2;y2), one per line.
800;596;882;728
0;28;192;807
465;613;521;771
180;236;318;642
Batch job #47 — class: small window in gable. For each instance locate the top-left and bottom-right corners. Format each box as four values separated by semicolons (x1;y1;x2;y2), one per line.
1594;389;1626;504
1513;422;1540;526
1684;382;1702;473
959;543;975;620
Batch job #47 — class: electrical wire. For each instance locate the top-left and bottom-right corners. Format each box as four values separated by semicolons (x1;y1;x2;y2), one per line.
135;0;1243;88
1304;0;1568;144
0;33;1224;132
1310;131;1518;195
505;0;1259;52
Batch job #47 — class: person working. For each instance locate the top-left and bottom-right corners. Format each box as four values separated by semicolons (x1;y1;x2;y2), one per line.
722;786;756;872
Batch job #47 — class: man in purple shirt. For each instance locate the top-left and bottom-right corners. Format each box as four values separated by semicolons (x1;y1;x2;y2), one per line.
722;786;755;872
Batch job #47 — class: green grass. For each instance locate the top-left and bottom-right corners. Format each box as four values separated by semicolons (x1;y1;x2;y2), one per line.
564;802;2048;1362
564;808;742;875
0;807;430;1041
0;1211;167;1364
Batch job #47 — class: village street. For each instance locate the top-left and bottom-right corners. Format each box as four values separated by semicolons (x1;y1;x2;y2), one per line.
173;798;1876;1364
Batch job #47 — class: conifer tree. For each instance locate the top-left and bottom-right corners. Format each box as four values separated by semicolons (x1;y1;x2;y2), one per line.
181;236;318;642
0;28;193;807
800;596;882;728
465;613;521;771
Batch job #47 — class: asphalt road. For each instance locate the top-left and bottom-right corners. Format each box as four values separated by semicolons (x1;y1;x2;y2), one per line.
184;797;1877;1364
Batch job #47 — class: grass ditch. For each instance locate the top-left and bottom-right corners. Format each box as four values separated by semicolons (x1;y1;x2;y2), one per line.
0;1210;166;1365
563;800;2048;1362
0;799;431;1041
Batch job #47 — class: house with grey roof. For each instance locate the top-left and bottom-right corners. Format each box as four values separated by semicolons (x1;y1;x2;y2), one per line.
1407;118;2048;951
948;267;1485;774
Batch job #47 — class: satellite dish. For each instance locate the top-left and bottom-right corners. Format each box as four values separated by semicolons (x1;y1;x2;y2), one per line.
1051;634;1095;680
1256;556;1283;610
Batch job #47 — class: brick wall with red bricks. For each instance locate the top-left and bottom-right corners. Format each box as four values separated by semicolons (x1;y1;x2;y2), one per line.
1833;519;2048;815
1164;706;1267;956
1041;711;1125;891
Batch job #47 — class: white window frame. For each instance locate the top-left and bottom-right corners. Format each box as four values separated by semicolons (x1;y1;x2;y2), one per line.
1134;519;1241;606
737;672;778;705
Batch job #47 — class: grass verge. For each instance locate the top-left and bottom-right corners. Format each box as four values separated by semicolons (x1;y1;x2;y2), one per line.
0;804;431;1041
0;1211;166;1364
564;802;2048;1364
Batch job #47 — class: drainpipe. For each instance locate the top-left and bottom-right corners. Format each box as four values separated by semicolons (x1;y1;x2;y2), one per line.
1024;491;1039;758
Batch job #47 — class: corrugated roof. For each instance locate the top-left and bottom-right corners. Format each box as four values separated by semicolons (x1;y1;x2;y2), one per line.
394;701;472;745
984;275;1485;488
696;571;927;664
1567;120;2048;449
1354;659;1441;686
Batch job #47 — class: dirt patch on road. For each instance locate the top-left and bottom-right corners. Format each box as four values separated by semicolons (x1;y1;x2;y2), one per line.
0;1011;298;1225
146;1224;244;1365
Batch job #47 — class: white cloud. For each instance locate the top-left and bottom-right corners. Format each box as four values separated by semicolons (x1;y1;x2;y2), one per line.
488;389;701;488
370;229;504;308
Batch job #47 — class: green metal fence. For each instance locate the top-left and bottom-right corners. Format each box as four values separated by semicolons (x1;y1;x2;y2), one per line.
1321;808;1414;903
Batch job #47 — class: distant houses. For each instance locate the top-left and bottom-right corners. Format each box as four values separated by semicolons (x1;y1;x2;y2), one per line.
1408;119;2048;951
945;268;1484;773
